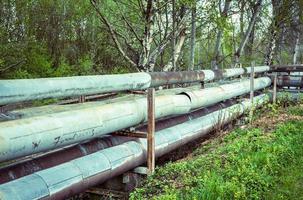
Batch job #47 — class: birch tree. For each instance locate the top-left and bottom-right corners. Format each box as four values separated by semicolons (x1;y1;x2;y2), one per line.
234;0;263;65
91;0;189;72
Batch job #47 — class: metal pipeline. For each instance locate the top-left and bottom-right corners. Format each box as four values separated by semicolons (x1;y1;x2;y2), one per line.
275;75;303;87
0;99;237;184
181;77;270;110
1;77;247;121
0;77;271;162
0;77;270;162
0;66;269;105
0;94;270;200
270;64;303;72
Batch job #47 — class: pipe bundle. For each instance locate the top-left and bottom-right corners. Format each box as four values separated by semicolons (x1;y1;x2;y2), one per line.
0;77;270;162
0;69;272;199
0;94;270;200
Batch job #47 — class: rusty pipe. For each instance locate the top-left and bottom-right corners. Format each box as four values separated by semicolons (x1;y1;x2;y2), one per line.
270;64;303;72
274;75;303;87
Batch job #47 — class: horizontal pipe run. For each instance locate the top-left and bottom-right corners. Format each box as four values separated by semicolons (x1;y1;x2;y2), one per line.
0;77;271;162
0;136;131;184
181;77;270;110
0;77;270;162
0;66;269;105
0;73;151;105
0;99;237;184
0;94;270;200
270;64;303;72
245;66;270;74
0;78;247;121
275;75;303;87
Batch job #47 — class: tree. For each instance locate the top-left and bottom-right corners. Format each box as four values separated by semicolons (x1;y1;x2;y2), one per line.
90;0;189;72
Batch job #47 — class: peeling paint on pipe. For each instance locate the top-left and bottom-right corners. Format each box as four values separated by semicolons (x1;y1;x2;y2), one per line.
0;77;270;162
0;94;270;200
0;67;269;105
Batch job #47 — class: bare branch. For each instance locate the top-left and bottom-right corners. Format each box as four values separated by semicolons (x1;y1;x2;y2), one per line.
90;0;138;69
114;1;143;45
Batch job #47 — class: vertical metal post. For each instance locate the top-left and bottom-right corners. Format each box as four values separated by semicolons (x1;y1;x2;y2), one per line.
249;62;255;123
147;88;155;174
273;73;277;103
79;95;85;103
250;62;255;103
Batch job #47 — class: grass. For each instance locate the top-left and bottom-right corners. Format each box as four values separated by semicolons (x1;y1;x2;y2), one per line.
130;103;303;200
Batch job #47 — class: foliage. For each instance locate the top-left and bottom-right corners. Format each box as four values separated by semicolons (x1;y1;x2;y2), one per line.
0;0;301;77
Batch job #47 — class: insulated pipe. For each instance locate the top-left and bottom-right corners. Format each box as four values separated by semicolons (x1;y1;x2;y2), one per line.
0;94;270;200
0;100;236;184
275;75;303;87
1;78;246;121
0;73;151;105
0;135;131;184
182;77;270;110
223;68;245;77
0;94;191;162
0;77;271;162
0;66;269;105
245;66;270;74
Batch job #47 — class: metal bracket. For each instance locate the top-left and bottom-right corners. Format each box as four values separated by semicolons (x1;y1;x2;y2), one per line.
112;88;155;174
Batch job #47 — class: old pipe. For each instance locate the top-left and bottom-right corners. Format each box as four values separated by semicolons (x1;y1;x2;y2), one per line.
1;77;248;121
270;64;303;72
0;77;271;162
0;66;269;105
0;135;130;184
0;94;270;200
274;75;303;88
0;99;237;184
181;77;270;110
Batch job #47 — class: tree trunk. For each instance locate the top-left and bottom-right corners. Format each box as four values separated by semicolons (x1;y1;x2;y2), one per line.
138;0;155;72
189;4;196;71
172;0;176;71
264;0;283;65
293;32;300;64
212;0;232;69
234;0;262;65
163;29;186;71
244;26;255;57
264;28;278;65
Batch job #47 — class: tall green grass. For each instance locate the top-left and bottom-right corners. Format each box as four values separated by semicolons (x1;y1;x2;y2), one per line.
130;107;303;200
